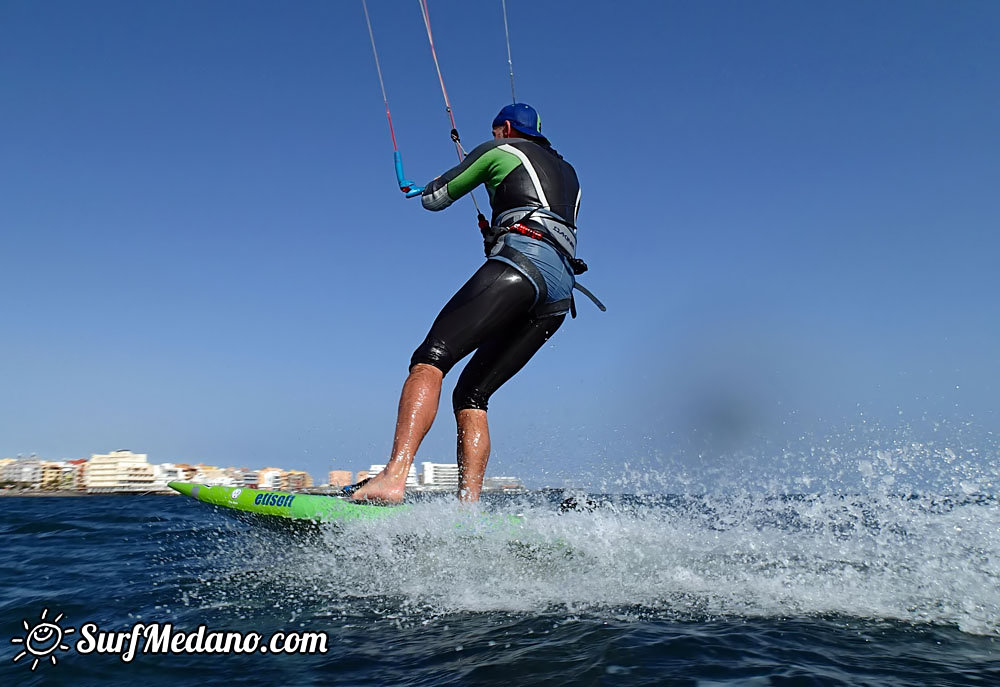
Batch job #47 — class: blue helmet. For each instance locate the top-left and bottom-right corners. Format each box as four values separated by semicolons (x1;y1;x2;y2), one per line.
493;103;548;143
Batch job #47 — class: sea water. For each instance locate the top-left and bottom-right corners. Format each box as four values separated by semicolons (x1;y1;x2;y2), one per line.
2;447;998;685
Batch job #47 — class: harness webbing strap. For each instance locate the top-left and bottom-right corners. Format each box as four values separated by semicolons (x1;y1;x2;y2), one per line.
535;298;573;319
572;282;606;312
496;243;548;309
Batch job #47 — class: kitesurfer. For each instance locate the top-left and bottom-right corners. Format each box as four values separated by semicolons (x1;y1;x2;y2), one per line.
349;103;583;503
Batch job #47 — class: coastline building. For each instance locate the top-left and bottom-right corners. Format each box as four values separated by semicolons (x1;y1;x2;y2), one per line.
0;458;16;487
153;463;185;489
40;461;78;490
0;458;19;485
368;464;418;487
174;464;198;481
282;470;313;490
328;470;353;488
355;470;369;482
223;467;246;485
62;462;81;489
421;462;460;489
0;459;82;490
67;459;88;491
85;450;157;493
191;465;233;486
483;476;526;493
40;461;63;489
257;468;284;489
2;459;42;487
232;468;259;488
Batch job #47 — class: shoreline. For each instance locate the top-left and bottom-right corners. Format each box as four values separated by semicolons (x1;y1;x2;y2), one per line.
0;486;532;498
0;489;175;498
0;489;94;497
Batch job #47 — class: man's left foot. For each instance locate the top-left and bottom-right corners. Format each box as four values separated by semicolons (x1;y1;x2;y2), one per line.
350;472;406;503
341;478;371;497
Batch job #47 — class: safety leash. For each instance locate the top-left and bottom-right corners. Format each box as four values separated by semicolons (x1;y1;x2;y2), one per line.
416;0;489;230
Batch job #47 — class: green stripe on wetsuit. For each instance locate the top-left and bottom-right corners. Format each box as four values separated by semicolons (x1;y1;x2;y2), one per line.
446;144;523;200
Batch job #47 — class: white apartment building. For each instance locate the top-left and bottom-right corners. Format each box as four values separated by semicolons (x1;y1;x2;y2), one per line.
257;469;283;489
368;464;419;487
1;459;43;486
191;467;234;486
421;462;460;488
153;463;184;489
86;450;157;493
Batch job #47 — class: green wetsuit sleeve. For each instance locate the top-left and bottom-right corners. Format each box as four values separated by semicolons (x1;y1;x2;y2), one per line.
421;140;522;211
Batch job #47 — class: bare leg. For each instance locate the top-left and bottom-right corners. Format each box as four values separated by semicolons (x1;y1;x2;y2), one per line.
456;408;491;502
352;364;443;503
450;315;565;502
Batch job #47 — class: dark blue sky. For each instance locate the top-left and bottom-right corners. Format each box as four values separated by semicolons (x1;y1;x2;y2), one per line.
3;1;997;490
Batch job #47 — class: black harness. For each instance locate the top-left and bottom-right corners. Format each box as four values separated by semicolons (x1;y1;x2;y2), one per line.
482;208;606;317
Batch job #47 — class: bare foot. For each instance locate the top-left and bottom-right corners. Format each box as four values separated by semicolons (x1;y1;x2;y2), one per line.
350;471;407;504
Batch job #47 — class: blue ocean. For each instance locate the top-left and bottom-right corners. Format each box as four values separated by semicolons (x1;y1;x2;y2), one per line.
2;486;998;686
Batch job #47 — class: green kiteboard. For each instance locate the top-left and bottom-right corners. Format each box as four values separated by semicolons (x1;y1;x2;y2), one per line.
168;481;401;523
169;482;568;557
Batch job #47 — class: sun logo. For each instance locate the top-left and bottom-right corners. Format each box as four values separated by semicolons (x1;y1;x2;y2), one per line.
10;608;75;671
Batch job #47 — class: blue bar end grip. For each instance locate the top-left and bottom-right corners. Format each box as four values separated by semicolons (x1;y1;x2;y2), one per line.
394;151;416;192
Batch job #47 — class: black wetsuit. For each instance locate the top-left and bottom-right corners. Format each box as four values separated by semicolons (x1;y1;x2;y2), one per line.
413;137;581;412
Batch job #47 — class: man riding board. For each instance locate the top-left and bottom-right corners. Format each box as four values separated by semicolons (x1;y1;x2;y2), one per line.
349;103;585;503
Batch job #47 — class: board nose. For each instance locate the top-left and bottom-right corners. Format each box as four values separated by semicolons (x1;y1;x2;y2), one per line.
168;481;195;496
